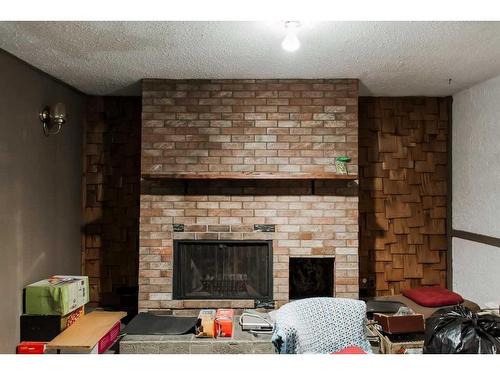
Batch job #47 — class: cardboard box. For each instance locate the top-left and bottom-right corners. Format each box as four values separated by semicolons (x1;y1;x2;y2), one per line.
195;309;216;338
367;323;424;354
97;321;121;353
373;313;425;334
20;306;84;342
376;330;424;354
25;276;89;316
216;309;234;337
17;342;46;354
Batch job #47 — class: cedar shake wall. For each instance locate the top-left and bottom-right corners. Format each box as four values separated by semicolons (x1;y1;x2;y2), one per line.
83;96;141;305
139;79;360;311
358;97;450;297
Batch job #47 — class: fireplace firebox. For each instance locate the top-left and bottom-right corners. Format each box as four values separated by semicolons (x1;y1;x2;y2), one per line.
289;257;334;299
173;240;273;300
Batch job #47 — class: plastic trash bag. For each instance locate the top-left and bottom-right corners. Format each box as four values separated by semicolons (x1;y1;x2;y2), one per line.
423;305;500;354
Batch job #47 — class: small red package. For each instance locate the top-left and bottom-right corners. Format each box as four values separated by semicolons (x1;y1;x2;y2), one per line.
17;342;46;354
215;309;234;338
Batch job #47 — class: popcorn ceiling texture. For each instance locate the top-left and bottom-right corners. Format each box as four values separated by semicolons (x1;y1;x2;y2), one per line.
2;22;500;96
139;79;359;311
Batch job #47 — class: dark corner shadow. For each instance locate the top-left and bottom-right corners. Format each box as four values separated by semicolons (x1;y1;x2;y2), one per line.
106;81;142;97
358;97;384;299
82;96;141;320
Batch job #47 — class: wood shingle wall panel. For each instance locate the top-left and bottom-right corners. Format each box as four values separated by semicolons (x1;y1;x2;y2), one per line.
359;97;450;297
83;97;141;305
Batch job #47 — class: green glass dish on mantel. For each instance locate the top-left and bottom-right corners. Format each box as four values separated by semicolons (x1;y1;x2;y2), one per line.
335;156;351;175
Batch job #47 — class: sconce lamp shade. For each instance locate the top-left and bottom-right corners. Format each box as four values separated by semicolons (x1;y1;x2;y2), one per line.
39;102;67;136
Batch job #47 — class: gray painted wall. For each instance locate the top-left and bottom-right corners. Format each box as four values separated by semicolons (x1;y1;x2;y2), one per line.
0;50;84;353
452;74;500;308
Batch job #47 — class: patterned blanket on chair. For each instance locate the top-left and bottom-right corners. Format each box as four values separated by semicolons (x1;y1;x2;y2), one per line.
270;297;372;354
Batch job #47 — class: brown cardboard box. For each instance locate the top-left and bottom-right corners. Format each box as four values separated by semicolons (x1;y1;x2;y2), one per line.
195;310;216;338
373;313;425;334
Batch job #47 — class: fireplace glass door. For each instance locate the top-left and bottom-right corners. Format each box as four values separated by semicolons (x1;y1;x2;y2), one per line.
173;240;273;300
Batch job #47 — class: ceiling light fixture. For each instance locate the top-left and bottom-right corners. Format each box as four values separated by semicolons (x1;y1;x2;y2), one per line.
281;21;301;52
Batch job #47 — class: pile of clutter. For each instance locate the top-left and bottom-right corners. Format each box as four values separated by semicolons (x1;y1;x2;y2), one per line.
17;275;89;354
195;309;234;338
195;308;274;338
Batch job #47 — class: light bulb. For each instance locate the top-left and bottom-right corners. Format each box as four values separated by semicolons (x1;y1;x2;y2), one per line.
53;102;67;125
281;32;300;52
281;21;301;52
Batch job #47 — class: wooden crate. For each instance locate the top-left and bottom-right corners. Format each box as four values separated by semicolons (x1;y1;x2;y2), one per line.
373;326;424;354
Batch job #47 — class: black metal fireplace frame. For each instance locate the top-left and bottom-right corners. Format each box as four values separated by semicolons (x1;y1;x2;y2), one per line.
173;240;273;300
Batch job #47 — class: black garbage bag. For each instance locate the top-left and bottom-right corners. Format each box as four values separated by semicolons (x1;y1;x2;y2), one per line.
423;305;500;354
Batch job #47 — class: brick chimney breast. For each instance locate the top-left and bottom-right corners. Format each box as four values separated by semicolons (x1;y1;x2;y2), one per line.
139;79;359;311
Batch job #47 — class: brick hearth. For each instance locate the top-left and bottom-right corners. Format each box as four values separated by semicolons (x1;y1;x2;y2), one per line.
139;79;359;312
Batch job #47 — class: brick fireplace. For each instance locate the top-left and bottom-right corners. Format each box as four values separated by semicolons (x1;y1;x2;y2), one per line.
138;79;359;312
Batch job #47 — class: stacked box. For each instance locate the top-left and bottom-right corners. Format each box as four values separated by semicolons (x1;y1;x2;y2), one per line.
19;275;89;352
20;306;84;342
25;276;89;315
373;313;425;334
17;342;46;354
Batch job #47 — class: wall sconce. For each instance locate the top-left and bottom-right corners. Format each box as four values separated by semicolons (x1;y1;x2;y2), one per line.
39;103;67;136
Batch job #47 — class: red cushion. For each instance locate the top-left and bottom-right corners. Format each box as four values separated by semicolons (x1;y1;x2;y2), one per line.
402;286;464;307
332;346;367;354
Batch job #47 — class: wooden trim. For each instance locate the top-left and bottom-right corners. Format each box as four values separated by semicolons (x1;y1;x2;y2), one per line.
452;230;500;248
141;172;358;181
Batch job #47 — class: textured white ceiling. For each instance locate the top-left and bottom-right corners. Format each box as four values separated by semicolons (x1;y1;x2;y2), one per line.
1;21;500;96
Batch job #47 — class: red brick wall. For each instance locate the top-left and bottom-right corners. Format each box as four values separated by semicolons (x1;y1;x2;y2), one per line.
139;180;358;310
141;79;358;175
139;79;359;311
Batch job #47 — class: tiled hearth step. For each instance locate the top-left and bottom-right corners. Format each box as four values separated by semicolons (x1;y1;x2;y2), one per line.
120;319;275;354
